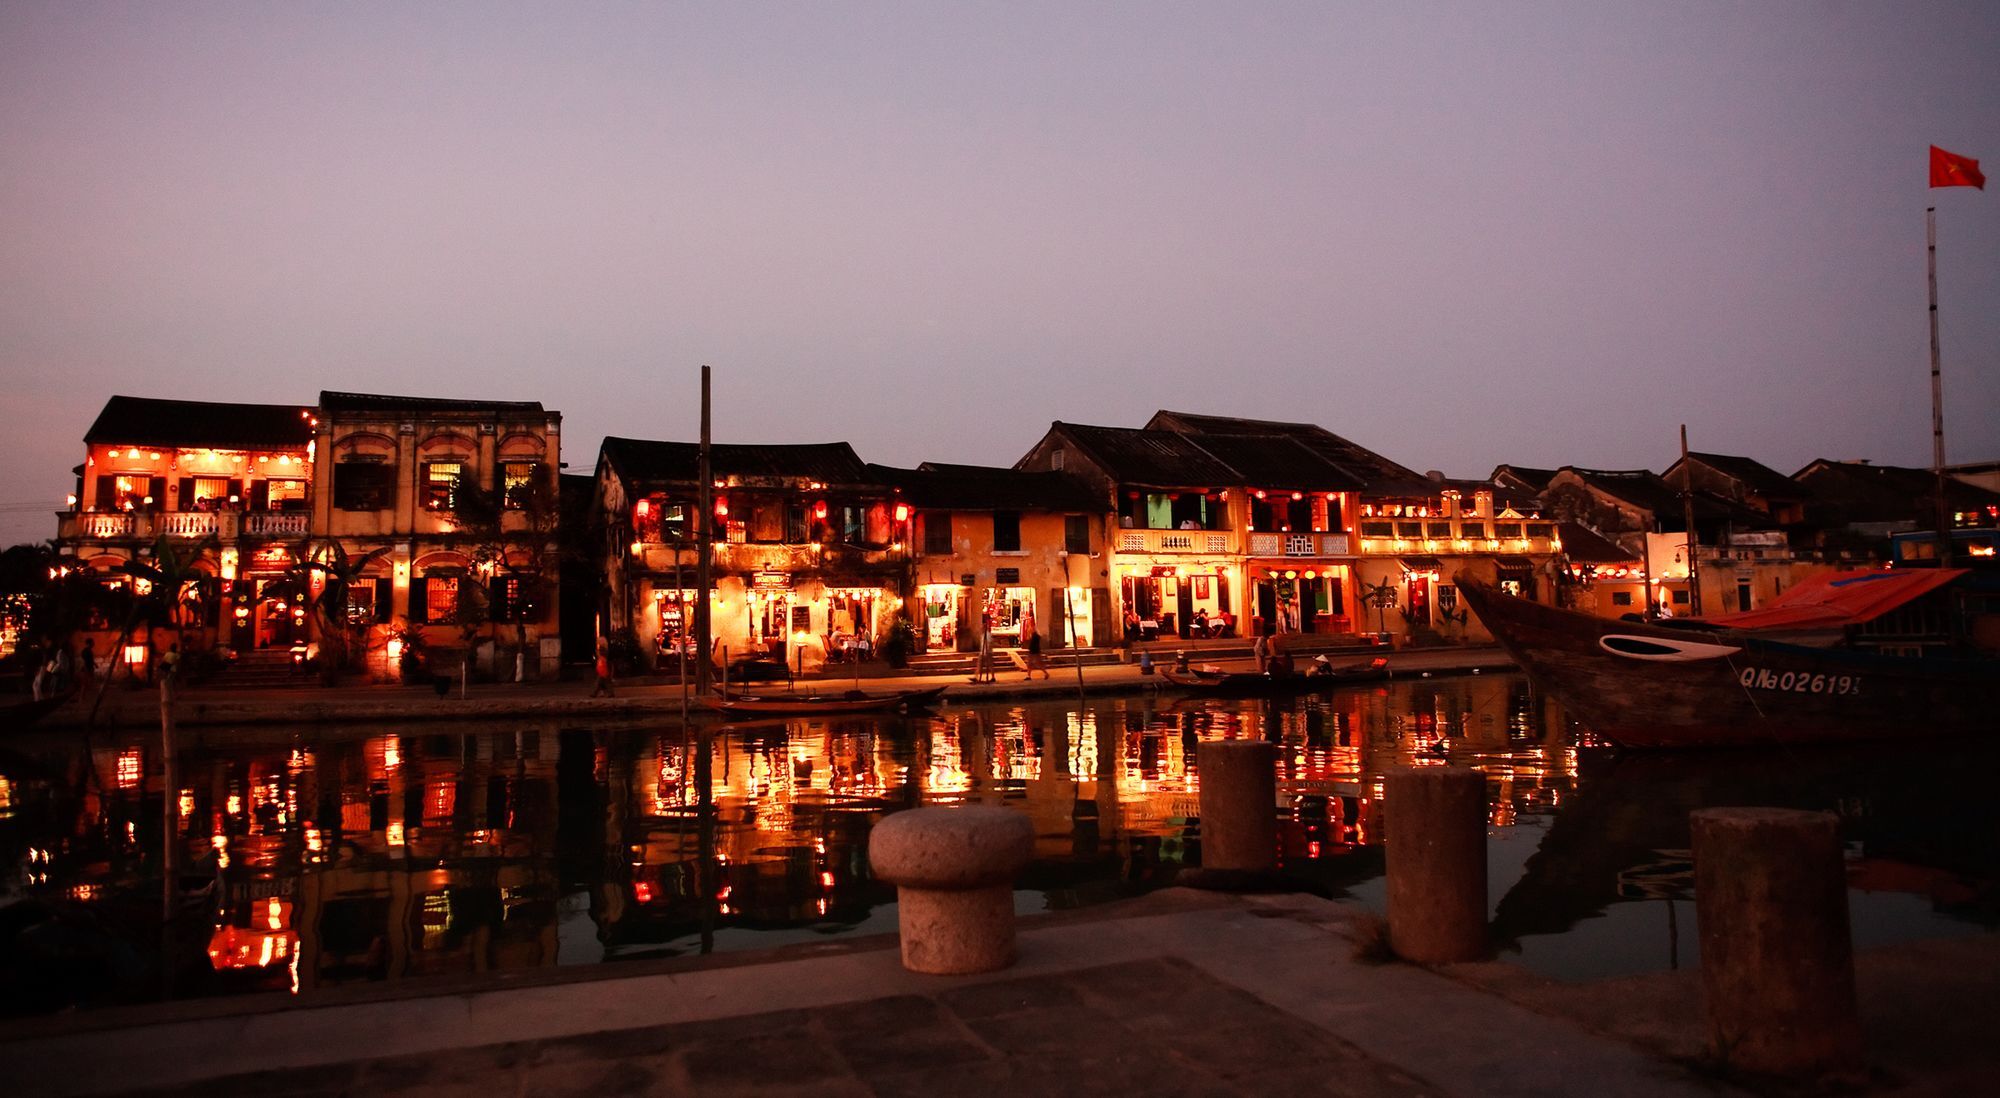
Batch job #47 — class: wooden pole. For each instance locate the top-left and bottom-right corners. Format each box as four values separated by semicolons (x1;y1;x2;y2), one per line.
695;366;714;695
1927;206;1953;564
1064;552;1087;708
1679;424;1702;616
160;672;176;923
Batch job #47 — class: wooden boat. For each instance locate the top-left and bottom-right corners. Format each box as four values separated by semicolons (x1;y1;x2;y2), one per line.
1456;571;2000;749
1161;657;1391;697
701;685;948;717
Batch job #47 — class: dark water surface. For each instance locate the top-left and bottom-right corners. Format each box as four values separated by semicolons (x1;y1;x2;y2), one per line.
3;673;1995;1015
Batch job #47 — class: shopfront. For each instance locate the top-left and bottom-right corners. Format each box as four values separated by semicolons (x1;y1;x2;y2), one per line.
1248;565;1348;635
1120;565;1232;639
920;583;960;650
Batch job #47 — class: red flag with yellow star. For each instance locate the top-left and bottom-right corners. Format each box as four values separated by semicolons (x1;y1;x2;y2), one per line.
1930;145;1985;189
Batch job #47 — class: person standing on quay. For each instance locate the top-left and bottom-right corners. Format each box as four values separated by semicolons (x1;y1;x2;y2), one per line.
591;642;615;697
1021;608;1050;680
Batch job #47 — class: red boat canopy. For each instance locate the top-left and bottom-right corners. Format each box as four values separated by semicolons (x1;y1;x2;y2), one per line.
1697;569;1967;632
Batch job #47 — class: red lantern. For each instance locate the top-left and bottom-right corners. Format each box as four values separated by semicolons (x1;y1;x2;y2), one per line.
634;499;650;517
894;503;910;523
813;501;827;520
714;497;729;518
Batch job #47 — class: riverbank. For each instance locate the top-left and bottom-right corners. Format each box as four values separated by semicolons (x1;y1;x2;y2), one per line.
4;888;1990;1096
34;645;1516;730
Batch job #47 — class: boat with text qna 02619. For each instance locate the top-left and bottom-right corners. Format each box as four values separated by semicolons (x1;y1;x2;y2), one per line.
1456;570;2000;749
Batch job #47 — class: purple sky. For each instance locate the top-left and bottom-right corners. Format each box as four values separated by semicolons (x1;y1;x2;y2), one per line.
4;2;1998;546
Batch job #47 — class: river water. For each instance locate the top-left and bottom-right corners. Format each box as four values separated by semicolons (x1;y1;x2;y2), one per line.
2;673;1994;1015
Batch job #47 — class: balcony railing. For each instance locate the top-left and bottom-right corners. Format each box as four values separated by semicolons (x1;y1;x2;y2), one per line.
71;513;136;539
1114;528;1235;555
244;512;309;538
1246;532;1350;557
157;512;219;538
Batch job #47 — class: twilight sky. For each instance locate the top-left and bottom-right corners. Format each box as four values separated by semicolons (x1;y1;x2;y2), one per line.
3;2;1997;546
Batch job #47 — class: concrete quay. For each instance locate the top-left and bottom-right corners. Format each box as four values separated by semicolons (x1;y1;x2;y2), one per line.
35;644;1514;730
4;889;1991;1097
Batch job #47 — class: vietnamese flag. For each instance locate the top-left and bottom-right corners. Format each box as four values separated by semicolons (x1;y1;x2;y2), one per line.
1930;145;1985;190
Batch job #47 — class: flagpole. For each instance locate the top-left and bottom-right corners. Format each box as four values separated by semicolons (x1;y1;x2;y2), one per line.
1927;207;1951;563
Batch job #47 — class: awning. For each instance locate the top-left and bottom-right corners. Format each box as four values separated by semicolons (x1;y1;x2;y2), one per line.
1697;568;1966;632
1399;556;1442;573
1494;555;1534;569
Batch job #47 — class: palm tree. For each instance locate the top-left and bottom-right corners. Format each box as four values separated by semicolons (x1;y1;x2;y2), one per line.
85;535;219;726
1359;578;1399;638
285;539;394;684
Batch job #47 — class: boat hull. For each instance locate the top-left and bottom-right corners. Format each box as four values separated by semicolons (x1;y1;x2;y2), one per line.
1456;581;1999;749
1160;666;1389;697
701;686;947;718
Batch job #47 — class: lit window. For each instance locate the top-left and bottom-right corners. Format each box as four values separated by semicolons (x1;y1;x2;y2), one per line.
424;462;464;511
501;462;538;510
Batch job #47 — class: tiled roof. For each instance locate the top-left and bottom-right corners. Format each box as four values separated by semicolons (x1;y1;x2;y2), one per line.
1793;460;2000;524
601;437;872;486
1179;434;1366;491
1557;522;1638;564
1492;465;1558;492
1683;452;1806;500
83;395;314;449
880;463;1105;512
1049;423;1244;488
1146;410;1432;493
1560;468;1775;531
319;390;545;414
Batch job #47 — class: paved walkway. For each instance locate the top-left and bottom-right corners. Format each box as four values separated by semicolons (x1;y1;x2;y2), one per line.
7;892;1739;1098
40;646;1514;729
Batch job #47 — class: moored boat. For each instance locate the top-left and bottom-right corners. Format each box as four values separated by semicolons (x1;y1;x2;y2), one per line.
701;685;947;717
1161;657;1391;697
1457;571;2000;749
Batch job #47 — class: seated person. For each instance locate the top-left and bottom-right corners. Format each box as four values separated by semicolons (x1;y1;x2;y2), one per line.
1124;609;1141;640
1191;609;1210;638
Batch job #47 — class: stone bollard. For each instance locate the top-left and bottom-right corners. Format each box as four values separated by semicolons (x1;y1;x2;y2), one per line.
1691;808;1860;1078
1198;740;1278;874
1384;766;1488;963
869;806;1035;975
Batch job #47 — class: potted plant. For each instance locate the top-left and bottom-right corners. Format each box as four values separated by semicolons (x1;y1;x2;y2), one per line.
882;614;916;669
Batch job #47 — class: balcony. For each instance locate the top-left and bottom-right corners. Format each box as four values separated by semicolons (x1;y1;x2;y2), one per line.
243;512;309;538
156;512;220;538
67;513;136;539
1114;528;1235;555
1246;532;1351;557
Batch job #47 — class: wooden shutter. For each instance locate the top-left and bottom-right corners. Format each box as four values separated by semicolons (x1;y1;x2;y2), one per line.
374;578;392;623
176;478;195;509
146;477;166;508
251;480;270;511
407;573;426;623
95;475;115;508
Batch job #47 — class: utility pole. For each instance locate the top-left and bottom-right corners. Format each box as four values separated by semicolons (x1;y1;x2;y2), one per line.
1679;425;1702;616
694;366;713;696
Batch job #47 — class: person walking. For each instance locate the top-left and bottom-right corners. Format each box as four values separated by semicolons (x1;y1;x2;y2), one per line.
1252;631;1270;674
973;609;995;683
590;642;616;697
76;637;97;695
1020;609;1050;680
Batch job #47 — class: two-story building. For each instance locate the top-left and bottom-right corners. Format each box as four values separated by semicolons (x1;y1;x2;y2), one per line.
55;395;320;661
312;391;564;680
873;462;1110;651
594;437;909;671
1540;466;1787;617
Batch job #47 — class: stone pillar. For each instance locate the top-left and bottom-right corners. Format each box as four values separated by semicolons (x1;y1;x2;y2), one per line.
1384;766;1488;963
1198;740;1277;873
869;807;1035;975
1691;808;1860;1078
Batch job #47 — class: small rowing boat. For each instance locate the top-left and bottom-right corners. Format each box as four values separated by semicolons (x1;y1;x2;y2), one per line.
1161;657;1391;697
701;685;948;717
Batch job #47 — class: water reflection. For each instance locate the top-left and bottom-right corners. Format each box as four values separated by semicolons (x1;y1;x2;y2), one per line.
2;673;1991;1013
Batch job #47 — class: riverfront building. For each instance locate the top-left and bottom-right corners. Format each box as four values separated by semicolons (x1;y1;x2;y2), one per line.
50;391;564;681
592;437;910;672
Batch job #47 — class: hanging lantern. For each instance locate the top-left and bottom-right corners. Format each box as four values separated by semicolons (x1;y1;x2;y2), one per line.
714;497;729;517
1291;491;1303;500
813;500;827;520
894;503;910;523
634;499;650;516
